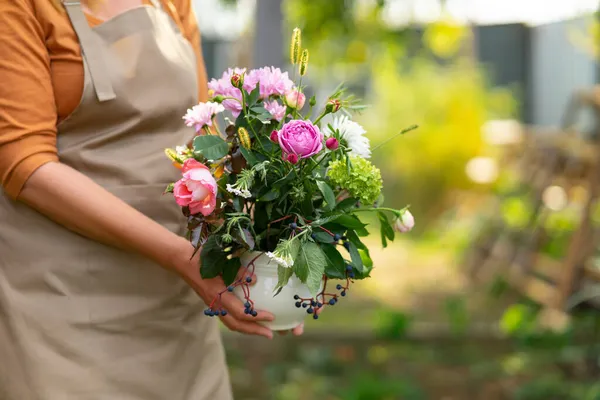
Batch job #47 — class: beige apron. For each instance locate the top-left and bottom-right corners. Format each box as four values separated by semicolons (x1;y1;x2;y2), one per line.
0;1;232;398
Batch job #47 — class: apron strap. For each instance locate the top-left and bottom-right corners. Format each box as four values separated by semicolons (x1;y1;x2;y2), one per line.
62;1;117;103
148;0;163;9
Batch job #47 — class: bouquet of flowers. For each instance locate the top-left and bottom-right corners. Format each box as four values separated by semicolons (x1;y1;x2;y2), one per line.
165;28;416;326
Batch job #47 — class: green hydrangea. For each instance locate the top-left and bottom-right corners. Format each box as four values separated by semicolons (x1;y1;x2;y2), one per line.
327;156;383;205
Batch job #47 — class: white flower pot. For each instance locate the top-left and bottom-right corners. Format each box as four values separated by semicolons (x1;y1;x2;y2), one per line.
233;251;312;331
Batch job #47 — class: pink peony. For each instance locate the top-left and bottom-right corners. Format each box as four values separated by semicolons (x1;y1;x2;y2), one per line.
284;89;306;109
264;100;287;121
173;159;217;216
182;102;225;133
247;67;294;98
277;119;323;159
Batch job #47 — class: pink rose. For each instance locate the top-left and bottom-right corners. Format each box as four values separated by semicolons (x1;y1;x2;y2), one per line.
284;90;306;109
173;159;217;216
277;119;323;159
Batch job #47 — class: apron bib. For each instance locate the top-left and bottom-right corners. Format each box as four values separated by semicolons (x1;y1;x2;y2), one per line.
0;1;231;398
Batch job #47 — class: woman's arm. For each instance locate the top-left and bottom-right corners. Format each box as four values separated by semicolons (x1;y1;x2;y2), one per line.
20;162;276;338
20;162;187;270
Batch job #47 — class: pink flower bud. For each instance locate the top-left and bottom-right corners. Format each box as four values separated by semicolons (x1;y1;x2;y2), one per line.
286;153;299;164
325;99;342;113
230;73;244;89
284;90;306;109
393;210;415;233
270;130;279;143
326;137;339;150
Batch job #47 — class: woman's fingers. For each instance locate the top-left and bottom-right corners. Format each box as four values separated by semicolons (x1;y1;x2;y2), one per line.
220;291;275;322
219;314;273;339
276;323;304;336
292;323;304;336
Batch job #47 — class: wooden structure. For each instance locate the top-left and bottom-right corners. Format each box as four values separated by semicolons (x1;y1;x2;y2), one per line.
465;87;600;329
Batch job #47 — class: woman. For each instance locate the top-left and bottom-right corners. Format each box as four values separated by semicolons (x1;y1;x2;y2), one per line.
0;1;302;398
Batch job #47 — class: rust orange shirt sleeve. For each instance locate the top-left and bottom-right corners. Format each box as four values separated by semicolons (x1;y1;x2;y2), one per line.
170;0;210;103
0;0;59;200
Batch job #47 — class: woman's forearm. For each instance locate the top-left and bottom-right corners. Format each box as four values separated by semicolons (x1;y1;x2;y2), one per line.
19;161;190;270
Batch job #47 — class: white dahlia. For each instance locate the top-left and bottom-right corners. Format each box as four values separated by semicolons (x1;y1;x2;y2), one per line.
325;115;371;159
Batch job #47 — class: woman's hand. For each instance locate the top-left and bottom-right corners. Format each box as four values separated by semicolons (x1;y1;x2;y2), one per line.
172;242;305;339
172;248;275;339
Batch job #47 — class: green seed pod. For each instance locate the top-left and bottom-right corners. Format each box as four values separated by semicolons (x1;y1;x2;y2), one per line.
299;49;309;76
290;28;302;65
237;127;251;149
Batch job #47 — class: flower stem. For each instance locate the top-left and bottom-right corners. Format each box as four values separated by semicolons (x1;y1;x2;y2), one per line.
371;124;418;152
351;206;407;216
313;111;328;126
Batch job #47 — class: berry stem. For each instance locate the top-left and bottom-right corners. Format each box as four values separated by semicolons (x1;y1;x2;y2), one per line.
318;226;336;237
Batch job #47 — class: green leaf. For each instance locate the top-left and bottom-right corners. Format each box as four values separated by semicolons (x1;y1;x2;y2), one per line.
331;214;367;230
321;244;346;279
193;135;229;161
233;197;244;212
300;195;313;217
312;231;335;244
259;189;280;202
288;237;302;261
222;257;242;286
163;182;174;194
274;169;296;186
346;241;364;273
275;265;294;293
294;242;326;296
311;214;343;227
378;211;395;248
266;203;273;220
358;249;373;270
257;135;276;152
345;230;366;250
249;105;273;123
355;225;370;237
233;228;255;250
316;180;336;211
335;197;358;212
200;236;229;278
247;83;261;105
239;146;258;166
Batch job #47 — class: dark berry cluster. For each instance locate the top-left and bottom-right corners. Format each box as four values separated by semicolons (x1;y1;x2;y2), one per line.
243;301;258;317
293;272;353;320
204;308;227;317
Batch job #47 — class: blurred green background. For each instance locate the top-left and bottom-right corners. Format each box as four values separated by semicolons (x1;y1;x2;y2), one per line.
195;0;600;398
